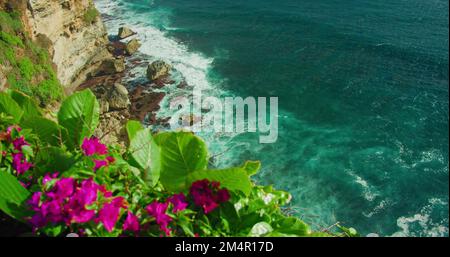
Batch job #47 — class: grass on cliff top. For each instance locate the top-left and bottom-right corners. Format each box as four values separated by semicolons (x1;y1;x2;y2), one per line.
0;10;64;106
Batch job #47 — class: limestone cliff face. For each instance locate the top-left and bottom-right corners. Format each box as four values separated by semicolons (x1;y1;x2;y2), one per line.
25;0;110;90
0;0;111;92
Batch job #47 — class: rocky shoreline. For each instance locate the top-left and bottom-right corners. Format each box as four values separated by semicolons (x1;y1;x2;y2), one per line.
77;26;175;147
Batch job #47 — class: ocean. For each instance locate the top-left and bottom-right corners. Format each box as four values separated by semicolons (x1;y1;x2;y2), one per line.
94;0;449;236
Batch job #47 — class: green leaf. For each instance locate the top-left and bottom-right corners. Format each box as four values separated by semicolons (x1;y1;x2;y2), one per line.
274;217;310;236
126;120;143;141
242;161;261;176
0;92;23;122
35;147;75;173
21;116;62;146
0;171;31;220
128;126;160;187
154;132;208;192
188;167;253;195
9;90;42;120
57;89;99;149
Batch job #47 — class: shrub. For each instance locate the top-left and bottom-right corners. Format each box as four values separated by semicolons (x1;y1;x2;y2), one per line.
33;78;64;103
83;6;99;24
17;57;35;82
0;12;64;106
0;11;22;33
0;31;24;47
0;90;358;237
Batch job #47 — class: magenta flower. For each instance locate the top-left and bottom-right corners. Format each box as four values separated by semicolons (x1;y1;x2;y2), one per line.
12;152;33;175
168;193;188;213
12;136;29;151
217;189;231;203
43;172;59;185
189;179;231;214
41;200;63;223
47;178;75;200
71;208;96;224
81;137;108;156
28;177;124;232
28;192;42;212
93;159;108;171
106;156;116;163
5;125;21;140
123;211;140;233
146;201;172;236
76;179;101;206
30;213;46;230
97;197;126;232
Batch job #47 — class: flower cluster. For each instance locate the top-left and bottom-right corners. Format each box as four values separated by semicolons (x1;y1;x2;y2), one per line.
190;179;231;214
0;126;33;175
81;137;108;156
81;137;115;171
28;177;126;233
145;193;188;236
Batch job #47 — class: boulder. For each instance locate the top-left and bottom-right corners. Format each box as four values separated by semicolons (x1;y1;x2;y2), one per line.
146;60;172;82
95;57;125;76
108;83;131;110
118;27;135;39
125;39;141;55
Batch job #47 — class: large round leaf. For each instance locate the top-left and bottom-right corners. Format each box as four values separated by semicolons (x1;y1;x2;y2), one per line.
188;168;253;195
0;170;31;220
154;132;208;192
0;92;23;122
57;90;99;149
9;90;42;120
21;116;62;147
127;120;161;187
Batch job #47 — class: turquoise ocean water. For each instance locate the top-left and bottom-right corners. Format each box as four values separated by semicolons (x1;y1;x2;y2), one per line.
94;0;449;236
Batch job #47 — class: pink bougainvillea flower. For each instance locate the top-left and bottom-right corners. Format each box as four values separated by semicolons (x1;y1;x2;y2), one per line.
42;172;59;185
29;213;46;230
46;177;75;200
70;208;96;224
4;125;21;140
146;201;172;236
41;200;63;223
6;125;21;134
81;137;108;156
168;193;188;213
97;197;126;232
28;192;42;212
217;189;231;203
189;179;231;214
12;136;29;151
123;211;140;232
76;179;101;206
93;159;109;171
106;156;116;163
11;152;33;175
28;178;126;231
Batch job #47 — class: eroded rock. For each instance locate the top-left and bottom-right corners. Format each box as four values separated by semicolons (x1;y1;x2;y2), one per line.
118;26;136;39
146;60;172;82
125;38;141;55
108;83;130;110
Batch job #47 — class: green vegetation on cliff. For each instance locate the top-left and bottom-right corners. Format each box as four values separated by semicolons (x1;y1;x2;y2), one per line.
0;10;64;106
83;5;100;24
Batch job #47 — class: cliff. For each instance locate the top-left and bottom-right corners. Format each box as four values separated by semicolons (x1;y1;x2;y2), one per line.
0;0;112;93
